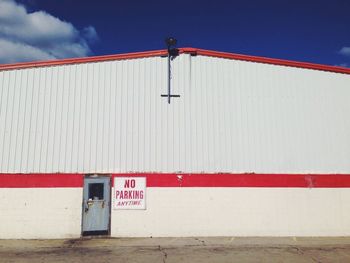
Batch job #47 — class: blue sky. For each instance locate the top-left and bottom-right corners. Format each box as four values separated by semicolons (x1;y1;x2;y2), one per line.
0;0;350;67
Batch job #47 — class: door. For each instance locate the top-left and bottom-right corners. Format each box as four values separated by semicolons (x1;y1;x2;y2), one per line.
82;176;110;235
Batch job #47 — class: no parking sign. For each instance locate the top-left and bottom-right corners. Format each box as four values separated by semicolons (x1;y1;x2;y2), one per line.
113;177;146;210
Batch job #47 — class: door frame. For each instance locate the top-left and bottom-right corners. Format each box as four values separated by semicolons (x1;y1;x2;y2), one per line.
81;174;112;236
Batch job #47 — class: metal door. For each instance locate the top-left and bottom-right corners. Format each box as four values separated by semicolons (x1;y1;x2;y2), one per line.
82;176;110;235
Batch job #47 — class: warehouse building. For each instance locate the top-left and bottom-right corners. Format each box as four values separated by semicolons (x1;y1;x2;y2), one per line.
0;47;350;239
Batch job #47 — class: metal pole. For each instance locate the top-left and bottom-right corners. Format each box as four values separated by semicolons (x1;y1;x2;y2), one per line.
167;51;171;104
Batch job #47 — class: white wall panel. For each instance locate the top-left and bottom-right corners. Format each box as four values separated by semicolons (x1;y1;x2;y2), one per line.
0;54;350;173
111;188;350;237
0;188;82;239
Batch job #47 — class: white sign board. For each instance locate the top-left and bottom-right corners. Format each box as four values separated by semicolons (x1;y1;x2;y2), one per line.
113;177;146;210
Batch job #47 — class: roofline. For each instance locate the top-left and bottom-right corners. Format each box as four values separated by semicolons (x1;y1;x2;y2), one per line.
0;47;349;75
0;49;168;71
192;48;350;75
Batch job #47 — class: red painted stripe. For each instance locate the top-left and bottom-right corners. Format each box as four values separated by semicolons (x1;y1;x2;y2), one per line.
190;48;350;75
0;49;168;71
0;47;349;75
1;173;350;188
0;174;83;188
112;173;350;188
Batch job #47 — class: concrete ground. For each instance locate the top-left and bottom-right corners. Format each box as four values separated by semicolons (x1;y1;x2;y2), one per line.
1;237;350;263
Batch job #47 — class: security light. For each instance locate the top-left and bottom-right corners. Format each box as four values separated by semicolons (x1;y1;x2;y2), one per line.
165;37;177;49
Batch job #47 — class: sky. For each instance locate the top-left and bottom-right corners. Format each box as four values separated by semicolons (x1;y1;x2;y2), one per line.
0;0;349;67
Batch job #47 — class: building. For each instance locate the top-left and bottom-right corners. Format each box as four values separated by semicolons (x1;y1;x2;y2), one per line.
0;47;350;239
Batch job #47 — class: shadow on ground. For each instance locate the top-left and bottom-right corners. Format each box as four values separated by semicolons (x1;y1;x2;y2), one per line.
1;237;350;263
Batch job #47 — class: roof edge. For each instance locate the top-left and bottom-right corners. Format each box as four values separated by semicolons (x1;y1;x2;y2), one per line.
0;47;349;75
0;49;168;71
187;48;350;75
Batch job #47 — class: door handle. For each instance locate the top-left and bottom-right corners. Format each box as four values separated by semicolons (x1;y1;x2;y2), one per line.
84;200;93;213
84;200;105;212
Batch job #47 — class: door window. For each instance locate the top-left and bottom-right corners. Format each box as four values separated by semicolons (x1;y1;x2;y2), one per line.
88;183;104;200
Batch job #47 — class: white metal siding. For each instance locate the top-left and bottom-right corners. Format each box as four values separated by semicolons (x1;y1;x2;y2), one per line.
0;54;350;173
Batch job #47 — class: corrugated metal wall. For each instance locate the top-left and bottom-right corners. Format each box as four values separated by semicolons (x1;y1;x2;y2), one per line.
0;54;350;173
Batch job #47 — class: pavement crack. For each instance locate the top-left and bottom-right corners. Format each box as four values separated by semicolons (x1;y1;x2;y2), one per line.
311;256;322;263
194;238;206;246
291;246;304;255
158;245;168;263
63;239;81;248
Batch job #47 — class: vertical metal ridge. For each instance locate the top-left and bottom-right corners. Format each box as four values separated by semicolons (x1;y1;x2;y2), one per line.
38;68;48;172
19;70;29;172
106;61;113;172
0;71;6;171
11;69;21;172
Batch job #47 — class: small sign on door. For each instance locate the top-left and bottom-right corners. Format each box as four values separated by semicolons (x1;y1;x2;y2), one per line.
113;177;146;210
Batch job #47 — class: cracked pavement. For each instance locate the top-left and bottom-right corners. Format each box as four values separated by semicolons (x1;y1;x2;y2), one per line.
1;237;350;262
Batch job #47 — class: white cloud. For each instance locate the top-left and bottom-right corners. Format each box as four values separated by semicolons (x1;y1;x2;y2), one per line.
0;38;55;63
0;0;99;63
339;47;350;57
82;26;99;44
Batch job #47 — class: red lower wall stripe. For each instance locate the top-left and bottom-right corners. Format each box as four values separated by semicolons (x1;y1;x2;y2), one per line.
1;173;350;188
112;173;350;188
0;174;83;188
